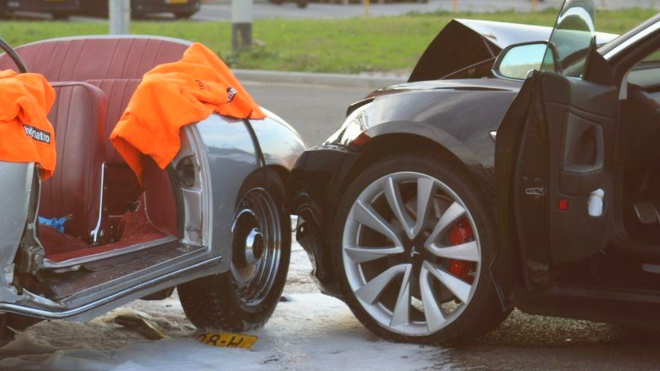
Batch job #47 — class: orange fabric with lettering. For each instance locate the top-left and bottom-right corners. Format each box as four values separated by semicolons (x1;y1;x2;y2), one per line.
0;70;56;179
110;42;265;181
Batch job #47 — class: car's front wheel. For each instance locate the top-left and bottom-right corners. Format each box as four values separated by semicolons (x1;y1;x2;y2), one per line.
178;169;290;331
332;151;509;344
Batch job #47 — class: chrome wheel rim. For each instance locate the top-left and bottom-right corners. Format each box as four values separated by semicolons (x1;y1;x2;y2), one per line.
343;171;481;336
231;188;282;305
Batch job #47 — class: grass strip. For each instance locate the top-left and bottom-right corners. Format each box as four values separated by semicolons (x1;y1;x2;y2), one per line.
0;8;656;74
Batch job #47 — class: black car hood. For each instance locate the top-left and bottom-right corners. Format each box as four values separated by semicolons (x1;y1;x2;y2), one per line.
409;19;554;82
386;78;521;92
368;78;522;100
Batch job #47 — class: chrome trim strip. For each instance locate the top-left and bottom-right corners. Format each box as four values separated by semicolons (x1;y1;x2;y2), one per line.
43;235;179;269
0;256;221;319
603;21;660;60
90;162;106;244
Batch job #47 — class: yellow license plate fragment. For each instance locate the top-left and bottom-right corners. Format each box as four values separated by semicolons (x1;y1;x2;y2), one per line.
196;332;258;349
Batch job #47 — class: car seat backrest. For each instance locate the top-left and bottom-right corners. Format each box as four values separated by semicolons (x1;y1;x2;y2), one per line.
41;82;107;239
0;36;190;164
0;36;190;81
87;78;142;164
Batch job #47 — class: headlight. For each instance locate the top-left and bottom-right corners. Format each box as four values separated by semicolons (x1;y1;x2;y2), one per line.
326;102;372;146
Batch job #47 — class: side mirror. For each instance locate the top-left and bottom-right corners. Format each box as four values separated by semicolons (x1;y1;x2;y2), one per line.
493;42;549;80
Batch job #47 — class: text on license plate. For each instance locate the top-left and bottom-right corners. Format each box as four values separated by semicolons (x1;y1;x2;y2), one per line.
196;332;258;349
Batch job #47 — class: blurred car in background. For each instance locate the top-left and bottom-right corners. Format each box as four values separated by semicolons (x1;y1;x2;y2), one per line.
268;0;308;9
80;0;201;19
0;0;80;20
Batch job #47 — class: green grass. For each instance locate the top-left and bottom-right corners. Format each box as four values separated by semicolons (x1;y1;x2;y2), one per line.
0;8;656;74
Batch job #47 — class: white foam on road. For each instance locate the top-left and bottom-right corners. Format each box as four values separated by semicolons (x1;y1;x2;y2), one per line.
0;293;440;371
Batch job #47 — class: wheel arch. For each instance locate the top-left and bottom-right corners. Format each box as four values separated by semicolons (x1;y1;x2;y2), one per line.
338;131;495;217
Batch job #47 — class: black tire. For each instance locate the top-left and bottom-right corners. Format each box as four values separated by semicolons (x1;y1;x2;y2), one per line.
173;11;195;19
331;150;510;344
178;169;291;331
51;12;70;20
296;0;308;8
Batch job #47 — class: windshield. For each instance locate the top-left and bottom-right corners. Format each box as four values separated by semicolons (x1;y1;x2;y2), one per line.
542;0;596;77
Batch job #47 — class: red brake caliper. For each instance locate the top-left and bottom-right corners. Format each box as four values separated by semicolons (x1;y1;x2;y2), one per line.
448;218;475;283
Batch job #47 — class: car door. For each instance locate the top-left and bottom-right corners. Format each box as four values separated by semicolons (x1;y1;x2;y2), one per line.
496;70;618;287
495;0;619;289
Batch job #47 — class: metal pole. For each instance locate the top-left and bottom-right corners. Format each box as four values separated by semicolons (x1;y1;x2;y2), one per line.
452;0;458;13
531;0;537;12
232;0;253;52
109;0;130;35
364;0;369;17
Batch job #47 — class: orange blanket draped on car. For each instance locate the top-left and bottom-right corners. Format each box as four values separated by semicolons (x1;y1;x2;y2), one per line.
0;70;56;179
110;42;266;181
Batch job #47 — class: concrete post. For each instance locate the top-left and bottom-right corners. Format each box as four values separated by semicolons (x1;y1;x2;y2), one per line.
109;0;130;35
232;0;253;51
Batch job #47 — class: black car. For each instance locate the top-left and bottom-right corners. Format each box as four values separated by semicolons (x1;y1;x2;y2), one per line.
288;0;660;344
0;0;80;20
80;0;200;19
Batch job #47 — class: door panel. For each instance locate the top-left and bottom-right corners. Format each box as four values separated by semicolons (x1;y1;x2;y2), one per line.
497;70;618;289
542;73;618;265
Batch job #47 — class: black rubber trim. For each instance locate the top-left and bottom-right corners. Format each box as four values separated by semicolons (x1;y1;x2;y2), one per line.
0;38;28;73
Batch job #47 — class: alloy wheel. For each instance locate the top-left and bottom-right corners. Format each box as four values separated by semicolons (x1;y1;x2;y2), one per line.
342;171;481;336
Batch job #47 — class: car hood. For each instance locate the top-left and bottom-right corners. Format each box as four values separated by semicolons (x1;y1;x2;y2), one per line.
409;19;554;82
369;78;522;98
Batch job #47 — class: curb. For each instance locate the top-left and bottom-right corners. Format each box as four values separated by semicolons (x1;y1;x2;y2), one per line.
233;69;407;89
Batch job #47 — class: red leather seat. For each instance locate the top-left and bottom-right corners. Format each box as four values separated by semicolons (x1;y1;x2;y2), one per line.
41;82;107;240
87;79;142;164
0;37;187;247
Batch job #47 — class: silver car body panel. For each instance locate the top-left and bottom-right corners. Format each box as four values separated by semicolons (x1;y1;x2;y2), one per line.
0;110;305;321
0;162;33;303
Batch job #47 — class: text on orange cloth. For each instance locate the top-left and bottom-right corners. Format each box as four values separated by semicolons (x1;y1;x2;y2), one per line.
0;70;56;179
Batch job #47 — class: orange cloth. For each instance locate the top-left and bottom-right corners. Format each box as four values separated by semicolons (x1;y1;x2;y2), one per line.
110;42;266;181
0;70;56;179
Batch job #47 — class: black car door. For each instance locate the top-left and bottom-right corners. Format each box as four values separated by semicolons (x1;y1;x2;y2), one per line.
496;69;618;288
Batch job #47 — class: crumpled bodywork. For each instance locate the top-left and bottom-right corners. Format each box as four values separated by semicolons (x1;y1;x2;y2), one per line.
409;19;618;83
409;19;555;82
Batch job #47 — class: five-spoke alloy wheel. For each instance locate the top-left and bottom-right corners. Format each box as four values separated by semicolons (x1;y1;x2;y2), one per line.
332;151;508;344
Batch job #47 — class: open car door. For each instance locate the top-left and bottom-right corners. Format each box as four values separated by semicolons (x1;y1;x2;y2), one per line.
495;0;619;291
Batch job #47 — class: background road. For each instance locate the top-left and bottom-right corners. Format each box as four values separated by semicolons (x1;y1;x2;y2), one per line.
19;0;650;22
248;80;660;371
192;0;658;21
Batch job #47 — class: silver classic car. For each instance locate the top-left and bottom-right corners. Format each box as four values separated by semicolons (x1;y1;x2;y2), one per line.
0;35;305;340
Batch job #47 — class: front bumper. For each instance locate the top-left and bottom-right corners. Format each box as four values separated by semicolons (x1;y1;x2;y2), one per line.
287;145;361;298
6;0;79;13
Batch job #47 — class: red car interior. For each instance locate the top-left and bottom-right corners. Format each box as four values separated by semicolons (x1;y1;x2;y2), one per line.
0;37;188;261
